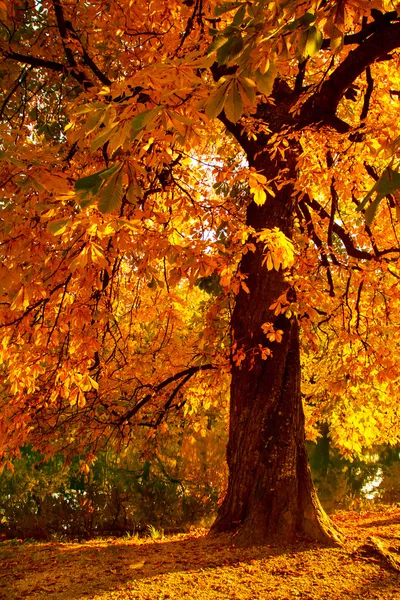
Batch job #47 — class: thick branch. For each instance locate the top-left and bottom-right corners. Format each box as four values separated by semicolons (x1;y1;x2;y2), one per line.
321;11;399;50
3;50;65;73
302;20;400;127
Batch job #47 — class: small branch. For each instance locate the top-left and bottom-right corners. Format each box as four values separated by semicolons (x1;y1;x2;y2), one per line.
117;364;216;424
294;59;307;94
47;274;72;344
350;194;380;257
153;372;193;427
360;66;373;121
355;280;364;333
53;0;112;87
0;66;29;120
1;275;73;329
303;195;374;261
327;176;338;252
298;201;336;296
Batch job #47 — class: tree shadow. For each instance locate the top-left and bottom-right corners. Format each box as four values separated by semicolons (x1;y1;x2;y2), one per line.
358;517;400;529
2;530;400;600
1;533;322;599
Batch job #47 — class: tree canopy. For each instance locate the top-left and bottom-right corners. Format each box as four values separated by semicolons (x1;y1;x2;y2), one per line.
1;0;400;543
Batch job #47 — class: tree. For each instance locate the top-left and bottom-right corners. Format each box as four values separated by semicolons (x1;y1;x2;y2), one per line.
1;0;400;546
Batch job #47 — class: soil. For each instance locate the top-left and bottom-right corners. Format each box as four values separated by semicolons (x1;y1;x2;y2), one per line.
1;506;400;600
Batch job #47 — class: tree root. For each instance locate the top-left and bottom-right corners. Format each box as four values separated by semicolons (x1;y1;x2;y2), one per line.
357;535;400;572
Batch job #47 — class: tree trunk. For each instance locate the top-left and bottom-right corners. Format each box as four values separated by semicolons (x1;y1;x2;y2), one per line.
212;143;341;546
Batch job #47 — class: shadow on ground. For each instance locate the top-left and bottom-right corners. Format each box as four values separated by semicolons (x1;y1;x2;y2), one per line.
2;510;400;600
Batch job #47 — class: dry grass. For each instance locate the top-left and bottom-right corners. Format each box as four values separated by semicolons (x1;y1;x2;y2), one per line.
2;507;400;600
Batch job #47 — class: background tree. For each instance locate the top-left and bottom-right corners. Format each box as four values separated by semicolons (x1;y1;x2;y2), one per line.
1;0;400;545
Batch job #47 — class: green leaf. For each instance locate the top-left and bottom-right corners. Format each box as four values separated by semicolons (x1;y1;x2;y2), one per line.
75;171;103;192
99;163;122;180
255;63;277;96
358;167;400;220
90;124;118;153
205;82;229;119
377;167;400;195
98;168;124;214
131;107;160;132
79;194;96;209
75;164;121;193
48;218;70;236
305;26;323;57
365;195;383;226
85;108;106;135
206;35;229;56
217;35;244;65
237;77;256;105
214;2;243;17
298;26;323;59
300;11;316;26
287;11;315;33
73;103;105;115
224;81;243;123
232;4;246;26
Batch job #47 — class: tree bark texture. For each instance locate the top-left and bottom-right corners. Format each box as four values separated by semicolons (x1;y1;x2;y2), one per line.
212;136;341;546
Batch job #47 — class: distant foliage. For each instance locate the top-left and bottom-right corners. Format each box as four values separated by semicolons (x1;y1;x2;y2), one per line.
0;419;227;539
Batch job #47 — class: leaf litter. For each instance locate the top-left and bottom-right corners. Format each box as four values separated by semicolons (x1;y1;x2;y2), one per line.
1;507;400;600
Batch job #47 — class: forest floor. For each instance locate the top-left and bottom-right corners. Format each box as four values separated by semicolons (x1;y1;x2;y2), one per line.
1;506;400;600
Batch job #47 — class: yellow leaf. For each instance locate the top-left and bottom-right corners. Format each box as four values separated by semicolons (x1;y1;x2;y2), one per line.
10;286;29;311
88;376;99;390
253;186;267;206
77;390;86;408
224;80;243;123
70;246;89;272
90;243;109;269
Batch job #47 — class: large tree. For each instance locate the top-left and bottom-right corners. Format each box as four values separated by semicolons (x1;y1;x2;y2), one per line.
1;0;400;545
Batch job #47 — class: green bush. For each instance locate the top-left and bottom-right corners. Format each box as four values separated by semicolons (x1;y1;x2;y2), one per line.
0;441;223;540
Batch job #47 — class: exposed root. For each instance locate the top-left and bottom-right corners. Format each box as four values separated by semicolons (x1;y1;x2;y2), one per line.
357;535;400;572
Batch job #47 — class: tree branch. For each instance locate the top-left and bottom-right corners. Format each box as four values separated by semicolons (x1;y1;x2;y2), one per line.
52;0;92;89
303;195;374;260
0;66;29;120
301;20;400;128
117;364;216;425
360;66;373;121
3;49;65;73
321;11;399;50
52;0;112;86
297;201;336;296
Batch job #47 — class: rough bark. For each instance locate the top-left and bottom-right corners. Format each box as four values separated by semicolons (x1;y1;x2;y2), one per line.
212;127;341;546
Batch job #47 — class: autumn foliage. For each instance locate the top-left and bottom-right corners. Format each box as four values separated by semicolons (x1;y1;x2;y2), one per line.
1;0;400;543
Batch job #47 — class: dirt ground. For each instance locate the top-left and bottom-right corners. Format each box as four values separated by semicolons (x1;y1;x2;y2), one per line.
1;506;400;600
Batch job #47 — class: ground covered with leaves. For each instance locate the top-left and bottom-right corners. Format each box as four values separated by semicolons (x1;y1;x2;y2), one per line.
2;507;400;600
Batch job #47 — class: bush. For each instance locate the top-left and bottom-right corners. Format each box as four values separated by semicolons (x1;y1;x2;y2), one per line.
0;423;227;539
